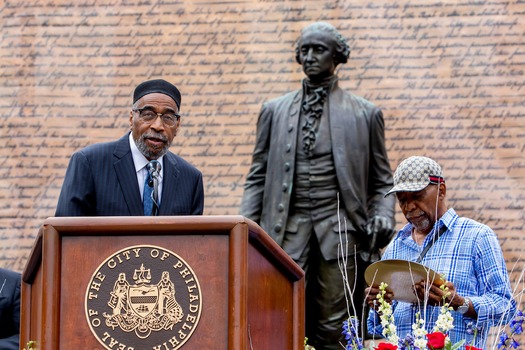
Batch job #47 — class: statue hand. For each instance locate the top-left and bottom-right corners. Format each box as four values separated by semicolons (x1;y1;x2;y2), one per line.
366;215;393;240
361;215;395;263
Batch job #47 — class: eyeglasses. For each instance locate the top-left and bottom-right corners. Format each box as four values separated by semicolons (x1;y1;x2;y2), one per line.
133;107;180;126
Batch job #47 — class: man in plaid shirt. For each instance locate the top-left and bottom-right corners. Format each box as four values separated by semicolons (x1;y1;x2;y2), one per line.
366;156;516;349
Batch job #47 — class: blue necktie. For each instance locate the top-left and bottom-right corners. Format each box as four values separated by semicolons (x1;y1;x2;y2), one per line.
143;171;153;216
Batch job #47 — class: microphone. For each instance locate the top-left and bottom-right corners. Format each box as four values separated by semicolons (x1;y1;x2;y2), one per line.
146;160;161;187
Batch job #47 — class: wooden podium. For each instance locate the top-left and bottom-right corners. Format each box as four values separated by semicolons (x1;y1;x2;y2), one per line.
21;216;305;350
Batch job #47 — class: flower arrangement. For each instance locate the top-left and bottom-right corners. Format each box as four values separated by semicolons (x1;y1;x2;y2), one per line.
332;282;521;350
302;213;523;350
323;279;523;350
342;280;469;350
302;262;523;350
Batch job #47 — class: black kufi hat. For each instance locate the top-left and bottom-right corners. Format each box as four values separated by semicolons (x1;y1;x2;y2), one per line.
133;79;181;109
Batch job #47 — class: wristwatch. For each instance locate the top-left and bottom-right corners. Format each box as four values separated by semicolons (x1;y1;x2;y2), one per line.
457;297;471;314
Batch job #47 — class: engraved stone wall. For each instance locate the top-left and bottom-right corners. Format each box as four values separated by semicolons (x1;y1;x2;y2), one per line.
0;1;523;298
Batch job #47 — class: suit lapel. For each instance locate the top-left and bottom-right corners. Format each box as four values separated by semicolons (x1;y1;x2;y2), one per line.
113;134;144;216
330;86;350;151
158;153;179;215
329;85;361;185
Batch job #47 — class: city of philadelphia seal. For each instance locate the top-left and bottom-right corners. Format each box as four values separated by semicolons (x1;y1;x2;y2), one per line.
85;245;202;350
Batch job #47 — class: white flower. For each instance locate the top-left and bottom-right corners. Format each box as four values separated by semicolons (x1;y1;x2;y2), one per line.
377;282;399;344
412;312;428;348
433;303;454;333
414;338;427;349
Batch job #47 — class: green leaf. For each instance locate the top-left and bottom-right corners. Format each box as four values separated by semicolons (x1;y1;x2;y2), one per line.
449;339;466;350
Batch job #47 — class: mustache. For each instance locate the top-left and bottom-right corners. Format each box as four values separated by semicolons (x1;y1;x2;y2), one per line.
406;211;425;220
142;132;168;143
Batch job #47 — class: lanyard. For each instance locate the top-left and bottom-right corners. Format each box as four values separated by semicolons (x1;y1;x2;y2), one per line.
416;224;447;263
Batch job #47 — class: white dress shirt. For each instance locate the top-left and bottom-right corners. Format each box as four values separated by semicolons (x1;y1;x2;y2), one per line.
129;133;164;204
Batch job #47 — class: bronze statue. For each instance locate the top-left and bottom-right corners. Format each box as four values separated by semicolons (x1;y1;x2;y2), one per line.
241;22;396;349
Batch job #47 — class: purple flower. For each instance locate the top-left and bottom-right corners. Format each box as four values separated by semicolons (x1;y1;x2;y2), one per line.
497;333;510;349
398;334;420;350
498;310;523;349
466;321;482;335
342;317;363;349
510;310;524;335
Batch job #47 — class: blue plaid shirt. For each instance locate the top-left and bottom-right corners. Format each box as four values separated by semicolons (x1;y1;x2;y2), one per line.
367;208;516;348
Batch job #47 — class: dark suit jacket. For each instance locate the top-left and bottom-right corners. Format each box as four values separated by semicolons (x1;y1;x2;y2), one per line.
0;268;20;350
55;133;204;216
240;78;395;260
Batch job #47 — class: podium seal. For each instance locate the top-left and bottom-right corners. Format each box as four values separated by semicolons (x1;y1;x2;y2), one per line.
85;245;202;349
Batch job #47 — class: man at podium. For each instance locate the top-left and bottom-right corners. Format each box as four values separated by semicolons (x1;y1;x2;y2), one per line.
55;79;204;217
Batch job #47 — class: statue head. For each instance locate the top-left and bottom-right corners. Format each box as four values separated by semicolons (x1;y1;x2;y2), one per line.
295;22;350;67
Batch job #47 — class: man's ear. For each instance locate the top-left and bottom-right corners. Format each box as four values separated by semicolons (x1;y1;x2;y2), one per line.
438;183;446;200
129;111;134;129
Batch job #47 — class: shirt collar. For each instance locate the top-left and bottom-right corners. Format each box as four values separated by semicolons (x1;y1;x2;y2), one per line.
437;208;457;231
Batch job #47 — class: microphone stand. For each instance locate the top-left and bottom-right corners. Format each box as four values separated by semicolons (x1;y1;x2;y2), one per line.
147;160;161;216
151;174;159;216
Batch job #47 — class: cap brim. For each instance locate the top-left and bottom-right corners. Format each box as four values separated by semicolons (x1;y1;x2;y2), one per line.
384;181;430;197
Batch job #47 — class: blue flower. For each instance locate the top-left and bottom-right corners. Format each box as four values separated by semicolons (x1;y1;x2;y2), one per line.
509;310;524;335
498;333;510;349
466;321;482;335
398;333;420;350
497;310;523;349
342;317;363;349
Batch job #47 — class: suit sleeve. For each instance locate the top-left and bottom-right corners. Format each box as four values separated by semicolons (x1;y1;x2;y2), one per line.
0;270;20;350
191;171;204;215
366;108;396;244
239;103;273;223
55;151;96;216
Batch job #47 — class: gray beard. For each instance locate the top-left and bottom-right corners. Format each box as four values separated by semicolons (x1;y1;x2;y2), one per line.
134;133;169;160
412;217;432;234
